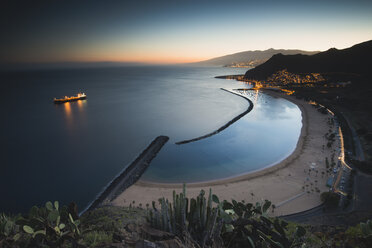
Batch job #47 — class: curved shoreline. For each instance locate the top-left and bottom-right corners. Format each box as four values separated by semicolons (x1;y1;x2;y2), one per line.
113;88;338;216
136;89;307;188
175;88;253;145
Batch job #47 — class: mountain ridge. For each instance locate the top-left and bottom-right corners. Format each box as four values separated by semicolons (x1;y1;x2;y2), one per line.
244;40;372;80
194;48;319;67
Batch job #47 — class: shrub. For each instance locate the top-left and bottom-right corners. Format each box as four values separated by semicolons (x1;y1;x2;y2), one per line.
83;231;112;247
0;201;85;248
148;185;307;248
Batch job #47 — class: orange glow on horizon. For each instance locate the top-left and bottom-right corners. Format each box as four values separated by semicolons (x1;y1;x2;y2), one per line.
82;56;206;64
107;57;205;64
8;36;372;65
11;51;209;64
105;53;208;64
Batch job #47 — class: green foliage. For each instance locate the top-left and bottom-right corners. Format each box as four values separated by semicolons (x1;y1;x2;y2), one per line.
353;220;372;247
0;213;18;238
219;198;307;248
0;213;22;246
80;206;147;233
346;224;361;234
82;231;112;247
1;202;130;248
0;201;88;247
4;196;372;247
148;184;222;247
326;219;372;248
148;185;307;248
360;219;372;238
18;201;84;247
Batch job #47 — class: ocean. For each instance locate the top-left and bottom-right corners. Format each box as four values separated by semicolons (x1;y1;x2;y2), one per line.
1;65;301;213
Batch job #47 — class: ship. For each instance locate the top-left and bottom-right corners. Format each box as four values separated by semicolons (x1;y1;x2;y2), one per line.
54;92;87;103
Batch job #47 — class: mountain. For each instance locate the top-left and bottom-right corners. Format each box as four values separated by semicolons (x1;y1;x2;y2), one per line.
244;40;372;80
194;49;319;67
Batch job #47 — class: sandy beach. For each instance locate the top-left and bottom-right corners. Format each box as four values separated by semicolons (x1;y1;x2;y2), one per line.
112;90;340;216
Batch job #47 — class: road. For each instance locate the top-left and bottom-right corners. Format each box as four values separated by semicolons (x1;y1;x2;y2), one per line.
280;103;369;225
353;171;372;212
281;204;325;224
341;112;365;161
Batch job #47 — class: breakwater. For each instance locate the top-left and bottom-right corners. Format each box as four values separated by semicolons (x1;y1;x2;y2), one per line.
85;135;169;212
175;88;253;145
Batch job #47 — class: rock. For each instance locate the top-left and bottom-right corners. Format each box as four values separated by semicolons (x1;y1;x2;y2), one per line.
112;232;125;243
126;223;139;233
141;225;175;241
131;232;140;242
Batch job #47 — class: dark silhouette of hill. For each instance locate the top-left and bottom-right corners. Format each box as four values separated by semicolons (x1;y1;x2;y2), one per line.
193;49;318;66
244;40;372;80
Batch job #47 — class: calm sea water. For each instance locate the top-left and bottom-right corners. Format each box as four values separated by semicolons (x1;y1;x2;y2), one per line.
1;66;301;213
142;89;301;183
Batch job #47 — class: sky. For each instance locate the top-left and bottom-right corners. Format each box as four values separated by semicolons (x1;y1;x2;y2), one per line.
1;0;372;64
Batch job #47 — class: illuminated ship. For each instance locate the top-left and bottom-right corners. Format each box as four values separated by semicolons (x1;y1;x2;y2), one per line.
54;93;87;103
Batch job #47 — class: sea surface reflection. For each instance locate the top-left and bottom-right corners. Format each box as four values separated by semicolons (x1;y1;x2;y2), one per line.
56;100;87;130
0;66;300;213
141;90;302;183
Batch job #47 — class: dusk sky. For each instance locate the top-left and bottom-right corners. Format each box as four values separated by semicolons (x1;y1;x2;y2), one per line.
1;0;372;64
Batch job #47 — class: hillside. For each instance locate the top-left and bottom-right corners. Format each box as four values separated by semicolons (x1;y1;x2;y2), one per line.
244;40;372;80
194;49;319;67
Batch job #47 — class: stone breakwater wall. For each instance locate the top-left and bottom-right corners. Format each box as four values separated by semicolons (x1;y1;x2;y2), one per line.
176;88;253;145
85;135;169;212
